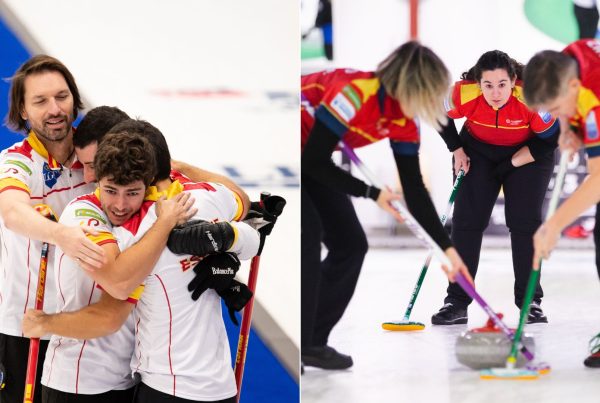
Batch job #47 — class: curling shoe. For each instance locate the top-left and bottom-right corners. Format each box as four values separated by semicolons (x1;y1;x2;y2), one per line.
301;345;353;370
526;302;548;324
584;332;600;368
431;303;468;325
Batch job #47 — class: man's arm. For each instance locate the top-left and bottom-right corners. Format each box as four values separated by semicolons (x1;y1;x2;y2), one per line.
22;292;132;339
171;159;250;219
80;192;196;299
546;156;600;231
534;156;600;263
0;189;105;268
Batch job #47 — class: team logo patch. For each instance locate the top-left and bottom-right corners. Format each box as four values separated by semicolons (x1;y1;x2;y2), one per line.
42;162;61;188
330;89;357;122
341;85;361;109
5;160;32;175
75;208;108;225
444;95;454;113
586;112;599;140
538;110;552;124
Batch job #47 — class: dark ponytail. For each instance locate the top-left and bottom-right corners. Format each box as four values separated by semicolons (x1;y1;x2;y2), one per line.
461;50;524;82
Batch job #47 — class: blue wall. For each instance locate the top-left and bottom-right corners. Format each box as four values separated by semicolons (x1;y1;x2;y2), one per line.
0;17;30;149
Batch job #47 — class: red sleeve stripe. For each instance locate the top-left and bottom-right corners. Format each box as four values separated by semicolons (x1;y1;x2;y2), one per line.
0;185;30;196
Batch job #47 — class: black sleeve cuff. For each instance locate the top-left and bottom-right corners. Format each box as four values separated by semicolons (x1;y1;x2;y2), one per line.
365;185;381;201
438;119;462;152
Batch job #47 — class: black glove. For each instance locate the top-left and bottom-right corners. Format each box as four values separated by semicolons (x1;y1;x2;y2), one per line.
168;220;235;256
218;279;253;326
187;253;240;300
243;195;286;237
492;159;516;182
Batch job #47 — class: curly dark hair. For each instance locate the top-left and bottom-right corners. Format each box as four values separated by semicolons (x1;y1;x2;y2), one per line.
106;119;172;181
461;50;524;82
94;131;156;186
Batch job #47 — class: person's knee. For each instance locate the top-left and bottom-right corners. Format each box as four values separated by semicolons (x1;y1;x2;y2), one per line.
451;212;489;232
329;228;368;264
353;228;369;257
506;216;540;234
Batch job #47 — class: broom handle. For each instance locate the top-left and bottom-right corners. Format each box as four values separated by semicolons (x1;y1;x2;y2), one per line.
507;151;569;367
401;169;464;321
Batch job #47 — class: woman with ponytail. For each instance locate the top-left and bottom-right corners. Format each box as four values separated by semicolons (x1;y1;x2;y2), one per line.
431;50;559;326
300;41;472;371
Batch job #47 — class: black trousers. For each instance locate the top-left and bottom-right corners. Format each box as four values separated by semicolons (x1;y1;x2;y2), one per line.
0;334;48;403
42;386;134;403
134;382;235;403
445;132;555;309
301;174;368;348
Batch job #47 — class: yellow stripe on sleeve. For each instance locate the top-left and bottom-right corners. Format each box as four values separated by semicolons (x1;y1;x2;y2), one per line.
126;284;145;304
0;178;30;195
227;224;239;251
86;231;116;245
231;191;244;221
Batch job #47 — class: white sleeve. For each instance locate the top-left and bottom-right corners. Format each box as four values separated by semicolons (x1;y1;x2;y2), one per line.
206;182;244;222
227;221;260;260
0;152;34;194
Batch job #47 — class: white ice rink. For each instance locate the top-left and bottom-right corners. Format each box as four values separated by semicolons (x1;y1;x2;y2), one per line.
301;247;600;403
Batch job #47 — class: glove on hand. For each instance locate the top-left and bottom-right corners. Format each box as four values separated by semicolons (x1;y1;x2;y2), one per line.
218;279;253;326
168;220;235;256
187;252;241;300
243;199;282;237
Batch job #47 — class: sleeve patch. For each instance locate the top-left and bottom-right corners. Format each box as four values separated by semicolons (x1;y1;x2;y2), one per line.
75;208;108;225
4;160;32;175
444;93;455;113
341;85;362;110
330;91;357;122
586;112;599;140
538;110;553;124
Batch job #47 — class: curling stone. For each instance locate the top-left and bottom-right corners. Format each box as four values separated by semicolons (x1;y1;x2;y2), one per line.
455;314;535;370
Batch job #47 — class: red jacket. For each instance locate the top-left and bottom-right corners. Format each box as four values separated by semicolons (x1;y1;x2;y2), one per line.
301;69;419;155
564;39;600;157
446;80;555;146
